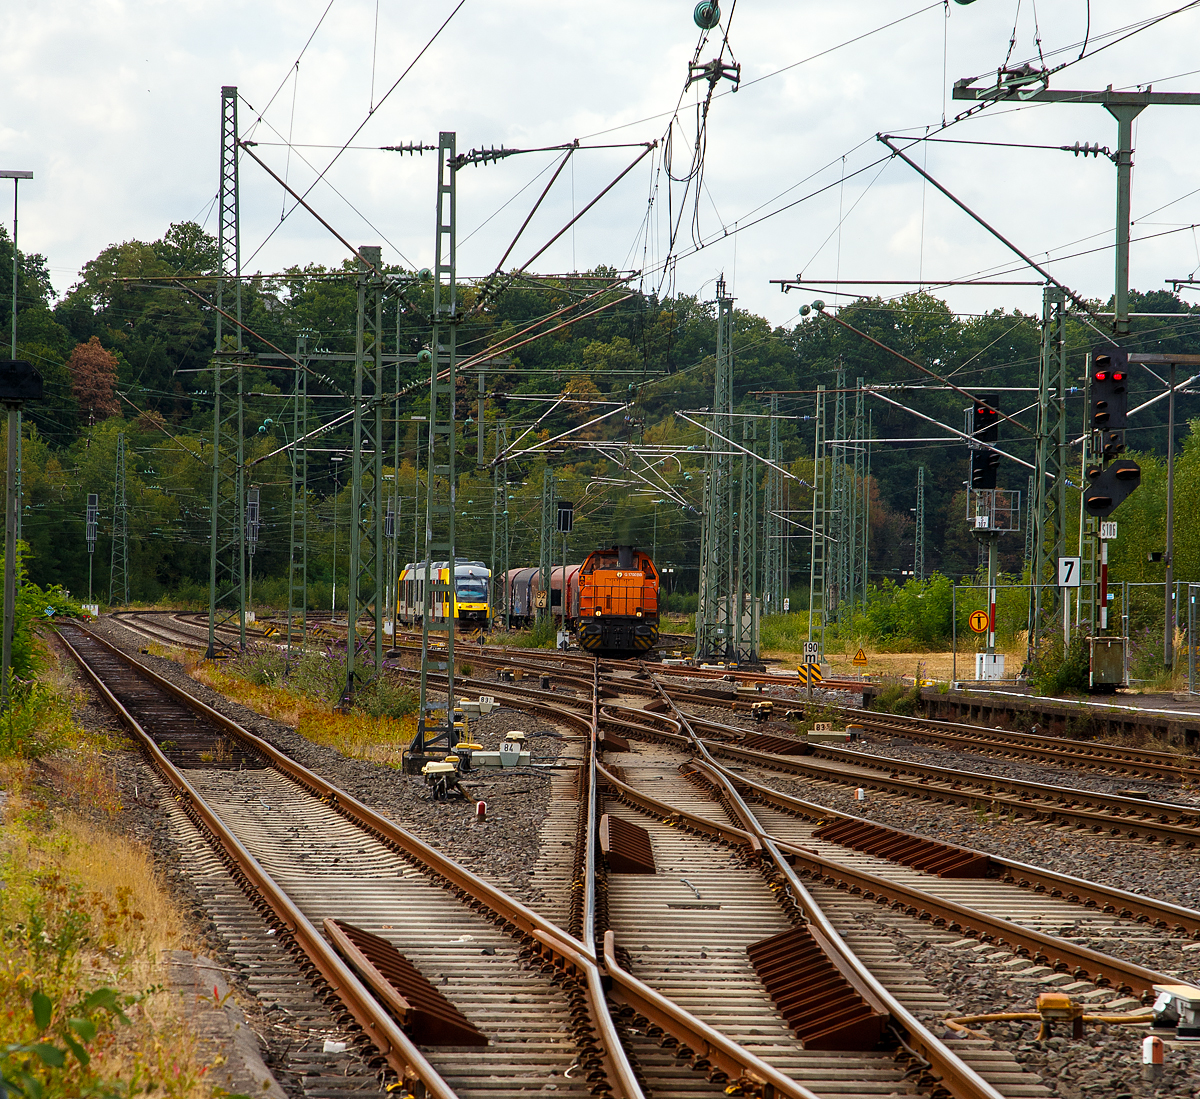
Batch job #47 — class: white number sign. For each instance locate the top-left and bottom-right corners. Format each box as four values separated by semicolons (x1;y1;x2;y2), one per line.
802;641;820;661
1057;556;1082;588
1099;521;1118;540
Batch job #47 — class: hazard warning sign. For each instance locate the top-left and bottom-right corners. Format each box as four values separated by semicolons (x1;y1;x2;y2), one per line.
969;610;990;634
852;648;868;668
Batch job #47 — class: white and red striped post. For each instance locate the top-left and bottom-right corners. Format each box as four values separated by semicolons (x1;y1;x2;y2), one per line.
1099;539;1109;631
1142;1034;1164;1081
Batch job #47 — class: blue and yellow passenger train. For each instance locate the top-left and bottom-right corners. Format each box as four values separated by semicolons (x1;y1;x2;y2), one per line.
396;560;491;631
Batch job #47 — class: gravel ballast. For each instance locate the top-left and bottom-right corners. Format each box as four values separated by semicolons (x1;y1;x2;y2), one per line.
83;618;570;907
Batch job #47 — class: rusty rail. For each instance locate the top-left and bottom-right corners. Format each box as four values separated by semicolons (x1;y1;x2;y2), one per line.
839;707;1200;784
601;931;824;1099
55;624;457;1098
677;713;1200;846
705;760;1200;938
58;623;643;1099
654;685;1007;1099
682;756;1178;1002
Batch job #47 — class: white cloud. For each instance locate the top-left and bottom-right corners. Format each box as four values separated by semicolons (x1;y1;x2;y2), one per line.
3;1;1200;320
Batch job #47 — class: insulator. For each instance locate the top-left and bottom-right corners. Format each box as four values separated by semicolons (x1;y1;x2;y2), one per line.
693;1;720;29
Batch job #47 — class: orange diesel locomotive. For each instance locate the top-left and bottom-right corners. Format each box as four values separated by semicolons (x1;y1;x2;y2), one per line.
576;546;659;653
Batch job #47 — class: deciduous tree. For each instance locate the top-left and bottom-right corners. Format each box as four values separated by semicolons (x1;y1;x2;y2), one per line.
66;336;120;421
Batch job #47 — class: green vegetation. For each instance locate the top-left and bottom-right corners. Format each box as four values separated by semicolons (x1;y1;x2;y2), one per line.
506;619;558;649
226;643;416;720
5;218;1196;654
872;679;923;716
0;648;218;1096
1027;634;1091;696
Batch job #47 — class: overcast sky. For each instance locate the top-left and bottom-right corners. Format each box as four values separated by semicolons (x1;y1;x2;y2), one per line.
5;1;1200;327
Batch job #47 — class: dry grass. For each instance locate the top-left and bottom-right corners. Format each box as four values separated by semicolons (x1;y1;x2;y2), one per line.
765;645;1027;681
189;661;415;767
0;768;214;1098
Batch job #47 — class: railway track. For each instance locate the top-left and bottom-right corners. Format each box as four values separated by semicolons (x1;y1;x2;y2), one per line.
64;621;916;1098
391;664;1198;1094
71;611;1200;1097
819;705;1200;785
656;704;1200;847
56;622;639;1098
94;611;1200;847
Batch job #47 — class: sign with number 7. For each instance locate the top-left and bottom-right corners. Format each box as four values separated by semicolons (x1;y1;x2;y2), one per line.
1058;556;1082;588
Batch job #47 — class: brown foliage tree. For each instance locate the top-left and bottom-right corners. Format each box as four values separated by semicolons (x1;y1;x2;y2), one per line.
66;336;120;421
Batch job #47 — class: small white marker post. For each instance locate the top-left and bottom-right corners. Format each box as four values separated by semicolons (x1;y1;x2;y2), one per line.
1142;1034;1164;1081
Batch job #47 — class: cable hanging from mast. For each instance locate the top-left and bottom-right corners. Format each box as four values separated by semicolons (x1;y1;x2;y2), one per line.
649;1;742;300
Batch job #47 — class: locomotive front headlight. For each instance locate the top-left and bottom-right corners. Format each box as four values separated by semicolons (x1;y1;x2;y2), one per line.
636;611;642;617
595;610;602;616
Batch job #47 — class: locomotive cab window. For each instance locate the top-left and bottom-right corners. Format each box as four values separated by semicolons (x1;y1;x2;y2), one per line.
457;577;488;600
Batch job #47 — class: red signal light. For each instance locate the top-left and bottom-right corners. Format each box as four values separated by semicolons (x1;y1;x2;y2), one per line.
1095;371;1108;381
1112;371;1125;381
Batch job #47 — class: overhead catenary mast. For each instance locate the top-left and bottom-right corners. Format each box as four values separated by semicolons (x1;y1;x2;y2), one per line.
406;131;460;772
206;85;247;659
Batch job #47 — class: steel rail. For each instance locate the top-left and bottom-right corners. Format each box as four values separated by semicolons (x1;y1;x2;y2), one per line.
583;659;602;953
652;688;1006;1099
600;931;825;1099
58;623;643;1099
579;660;646;1099
792;736;1200;823
834;707;1200;784
711;757;1200;938
614;688;1194;1007
676;712;1200;845
595;697;1200;940
416;667;860;1096
684;756;1177;1004
598;759;762;853
54;624;457;1098
74;623;829;1098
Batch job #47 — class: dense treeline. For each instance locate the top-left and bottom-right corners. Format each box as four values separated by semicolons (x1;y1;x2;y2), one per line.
2;219;1197;611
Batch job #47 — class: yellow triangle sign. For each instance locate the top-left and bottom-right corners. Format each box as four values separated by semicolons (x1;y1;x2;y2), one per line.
852;648;868;667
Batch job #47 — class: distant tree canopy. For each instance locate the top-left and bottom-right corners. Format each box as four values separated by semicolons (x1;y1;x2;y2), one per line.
1;219;1195;610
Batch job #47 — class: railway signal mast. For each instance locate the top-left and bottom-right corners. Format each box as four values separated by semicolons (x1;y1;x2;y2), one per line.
406;132;461;773
966;395;1018;682
950;72;1200;678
